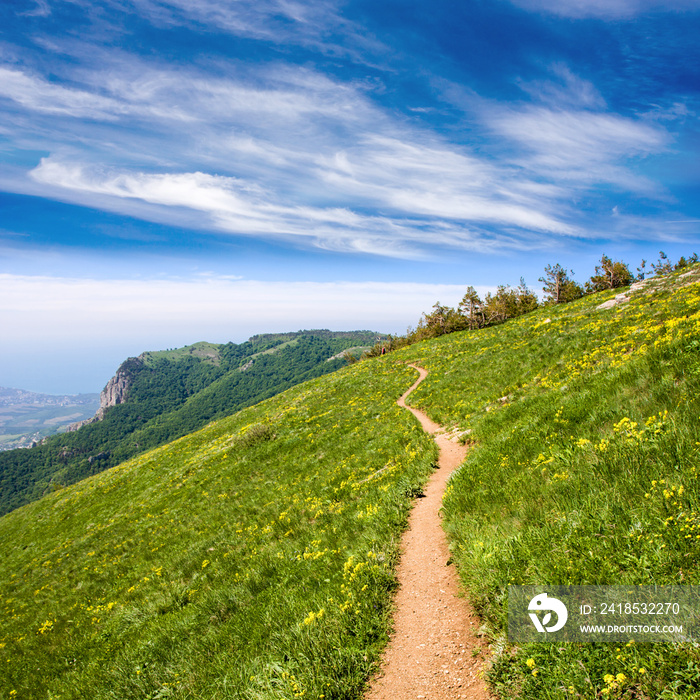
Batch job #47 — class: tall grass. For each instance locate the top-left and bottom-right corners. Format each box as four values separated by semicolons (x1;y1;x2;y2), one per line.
0;359;436;699
398;266;700;698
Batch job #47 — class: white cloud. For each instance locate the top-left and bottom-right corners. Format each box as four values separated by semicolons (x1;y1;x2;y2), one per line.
508;0;700;18
517;65;607;110
1;55;677;257
122;0;386;61
317;135;576;234
180;0;336;33
0;61;362;128
0;67;126;119
28;154;572;256
0;273;475;343
0;65;198;123
487;106;669;191
25;158;423;257
0;59;383;165
100;64;369;125
123;0;334;38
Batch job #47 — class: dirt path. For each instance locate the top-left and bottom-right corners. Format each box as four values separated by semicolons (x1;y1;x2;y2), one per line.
365;365;491;700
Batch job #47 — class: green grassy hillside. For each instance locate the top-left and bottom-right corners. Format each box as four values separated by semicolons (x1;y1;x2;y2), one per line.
0;359;435;699
397;266;700;698
0;330;383;516
2;268;700;699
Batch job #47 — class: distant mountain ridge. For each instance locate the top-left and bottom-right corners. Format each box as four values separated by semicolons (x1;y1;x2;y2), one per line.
72;332;381;428
0;387;98;407
0;329;385;515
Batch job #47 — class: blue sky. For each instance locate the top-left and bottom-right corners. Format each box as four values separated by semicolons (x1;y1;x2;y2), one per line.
1;0;699;393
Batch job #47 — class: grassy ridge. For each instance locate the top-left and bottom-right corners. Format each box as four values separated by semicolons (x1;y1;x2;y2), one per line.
399;267;700;698
0;359;436;699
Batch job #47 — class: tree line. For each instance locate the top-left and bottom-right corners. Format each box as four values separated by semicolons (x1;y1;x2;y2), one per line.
361;251;698;357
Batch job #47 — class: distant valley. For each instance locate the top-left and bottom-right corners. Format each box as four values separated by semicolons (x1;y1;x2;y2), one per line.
0;388;100;450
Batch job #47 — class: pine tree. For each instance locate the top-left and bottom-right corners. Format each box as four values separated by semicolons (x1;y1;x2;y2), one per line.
585;255;633;292
416;302;467;339
458;286;484;330
539;264;582;304
651;251;673;276
516;277;539;314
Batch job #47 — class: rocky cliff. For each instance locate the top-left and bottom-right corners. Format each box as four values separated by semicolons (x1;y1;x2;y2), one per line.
67;357;143;430
95;358;141;419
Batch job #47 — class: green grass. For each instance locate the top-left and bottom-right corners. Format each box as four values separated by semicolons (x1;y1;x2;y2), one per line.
0;359;436;699
396;266;700;698
4;267;700;699
141;341;223;365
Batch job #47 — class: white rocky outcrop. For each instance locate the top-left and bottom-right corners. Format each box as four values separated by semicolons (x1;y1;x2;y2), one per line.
95;361;138;419
596;292;631;310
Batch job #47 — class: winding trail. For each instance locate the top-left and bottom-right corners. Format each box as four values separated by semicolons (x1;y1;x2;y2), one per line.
365;365;491;700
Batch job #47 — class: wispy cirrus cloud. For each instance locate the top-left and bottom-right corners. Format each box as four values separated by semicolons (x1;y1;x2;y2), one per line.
0;58;379;157
516;65;607;110
49;0;387;64
487;105;669;192
126;0;344;39
100;64;369;125
0;65;200;123
508;0;700;18
0;54;582;255
316;136;575;234
27;157;515;257
0;67;128;119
